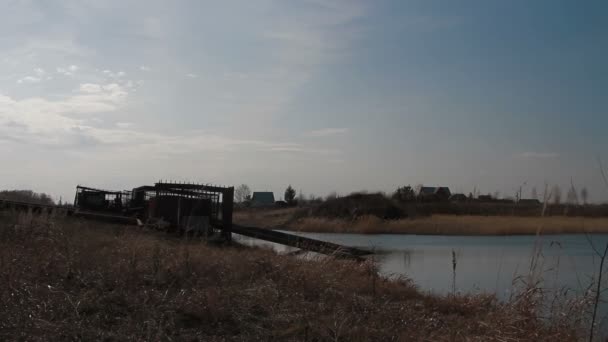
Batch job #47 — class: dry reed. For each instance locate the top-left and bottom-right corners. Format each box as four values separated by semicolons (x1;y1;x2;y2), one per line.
0;210;584;340
235;208;608;235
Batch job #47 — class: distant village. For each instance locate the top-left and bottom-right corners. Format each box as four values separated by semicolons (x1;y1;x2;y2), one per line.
239;184;552;208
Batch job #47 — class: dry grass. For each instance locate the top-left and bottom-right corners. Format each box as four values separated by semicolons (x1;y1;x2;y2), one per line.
234;207;304;228
0;210;585;340
293;215;608;235
235;208;608;235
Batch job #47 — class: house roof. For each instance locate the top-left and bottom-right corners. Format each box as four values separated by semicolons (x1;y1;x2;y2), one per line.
251;192;275;204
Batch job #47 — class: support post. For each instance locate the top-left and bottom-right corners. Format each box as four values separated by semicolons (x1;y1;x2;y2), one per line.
222;187;234;241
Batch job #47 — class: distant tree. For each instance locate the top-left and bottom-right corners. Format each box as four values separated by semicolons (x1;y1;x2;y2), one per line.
392;185;415;202
581;187;589;205
284;185;296;205
566;185;579;205
468;192;474;200
325;191;339;201
493;191;500;200
551;185;562;205
531;187;538;200
308;194;322;204
0;190;54;205
234;184;251;203
297;189;305;204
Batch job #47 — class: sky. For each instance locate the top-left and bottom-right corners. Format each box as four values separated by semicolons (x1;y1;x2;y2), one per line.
1;0;607;203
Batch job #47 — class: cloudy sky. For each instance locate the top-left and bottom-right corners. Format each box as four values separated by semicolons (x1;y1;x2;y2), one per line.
1;0;607;203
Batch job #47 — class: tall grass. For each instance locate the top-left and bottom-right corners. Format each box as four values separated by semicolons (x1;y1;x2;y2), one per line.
238;209;608;235
0;210;584;340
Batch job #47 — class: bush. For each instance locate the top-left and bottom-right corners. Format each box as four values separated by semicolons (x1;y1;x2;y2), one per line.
0;189;54;205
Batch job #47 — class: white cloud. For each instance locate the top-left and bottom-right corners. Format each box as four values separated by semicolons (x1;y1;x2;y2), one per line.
0;83;129;145
0;86;337;158
57;65;79;76
17;76;41;84
102;69;126;79
308;127;349;137
519;152;560;159
0;1;357;198
79;83;103;93
34;68;45;76
116;122;133;128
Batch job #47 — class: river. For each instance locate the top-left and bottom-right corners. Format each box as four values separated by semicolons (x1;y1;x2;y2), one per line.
236;231;607;325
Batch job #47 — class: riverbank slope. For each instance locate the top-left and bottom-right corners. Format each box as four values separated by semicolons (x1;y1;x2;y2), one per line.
0;211;583;340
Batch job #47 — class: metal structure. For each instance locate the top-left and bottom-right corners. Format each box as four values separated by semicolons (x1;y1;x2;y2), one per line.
145;182;233;240
2;181;369;259
74;181;234;240
74;186;130;213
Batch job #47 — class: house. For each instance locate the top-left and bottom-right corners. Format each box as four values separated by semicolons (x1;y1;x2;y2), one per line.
417;186;451;201
251;192;276;207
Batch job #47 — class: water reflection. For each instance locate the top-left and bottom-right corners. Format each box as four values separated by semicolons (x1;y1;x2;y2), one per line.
235;231;607;333
237;232;608;299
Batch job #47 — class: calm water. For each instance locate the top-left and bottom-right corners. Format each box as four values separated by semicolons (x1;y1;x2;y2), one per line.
236;231;607;333
236;232;608;298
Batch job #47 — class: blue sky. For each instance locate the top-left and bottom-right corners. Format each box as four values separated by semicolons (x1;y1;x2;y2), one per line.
0;0;607;202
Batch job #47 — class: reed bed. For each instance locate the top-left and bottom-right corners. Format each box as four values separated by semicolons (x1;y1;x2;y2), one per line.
235;208;608;235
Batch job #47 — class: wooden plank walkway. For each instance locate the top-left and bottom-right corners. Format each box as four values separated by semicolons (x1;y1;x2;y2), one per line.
232;224;371;259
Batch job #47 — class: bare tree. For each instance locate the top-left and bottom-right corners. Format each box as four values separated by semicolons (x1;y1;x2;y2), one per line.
566;178;579;205
234;184;251;203
541;183;551;216
589;159;608;341
0;190;54;205
566;186;579;205
531;187;538;200
581;187;589;205
552;185;562;205
415;184;424;196
325;191;339;201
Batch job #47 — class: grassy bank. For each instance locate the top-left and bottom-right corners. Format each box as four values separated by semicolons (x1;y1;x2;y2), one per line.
234;208;608;235
0;210;586;340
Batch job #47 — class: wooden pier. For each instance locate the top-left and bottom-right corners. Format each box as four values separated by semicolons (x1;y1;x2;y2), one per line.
232;224;371;259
